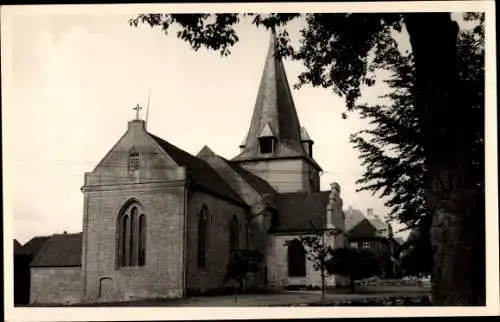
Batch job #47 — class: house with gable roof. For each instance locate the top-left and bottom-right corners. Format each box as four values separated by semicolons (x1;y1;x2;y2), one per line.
345;207;401;278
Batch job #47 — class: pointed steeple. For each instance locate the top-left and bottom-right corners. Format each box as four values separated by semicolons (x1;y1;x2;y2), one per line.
234;31;321;171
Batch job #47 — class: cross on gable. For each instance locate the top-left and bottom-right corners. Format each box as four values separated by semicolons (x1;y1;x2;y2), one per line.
133;104;143;120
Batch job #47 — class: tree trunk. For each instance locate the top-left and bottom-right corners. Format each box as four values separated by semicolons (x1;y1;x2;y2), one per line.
234;284;238;303
321;271;326;305
404;13;485;305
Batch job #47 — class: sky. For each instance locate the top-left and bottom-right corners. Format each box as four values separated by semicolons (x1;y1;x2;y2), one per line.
0;7;479;244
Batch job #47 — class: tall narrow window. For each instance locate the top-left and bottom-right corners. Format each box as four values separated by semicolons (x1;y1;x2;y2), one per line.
138;214;146;266
129;149;140;171
197;206;208;268
287;239;306;277
229;215;239;253
121;215;128;267
129;207;137;266
117;202;146;268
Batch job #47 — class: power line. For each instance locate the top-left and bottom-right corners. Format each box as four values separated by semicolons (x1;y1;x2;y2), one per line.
11;159;362;175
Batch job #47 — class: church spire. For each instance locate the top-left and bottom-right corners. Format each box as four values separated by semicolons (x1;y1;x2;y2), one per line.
233;31;321;170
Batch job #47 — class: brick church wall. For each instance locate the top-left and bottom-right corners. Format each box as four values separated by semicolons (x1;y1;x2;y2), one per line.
185;190;248;295
82;184;186;302
30;267;82;305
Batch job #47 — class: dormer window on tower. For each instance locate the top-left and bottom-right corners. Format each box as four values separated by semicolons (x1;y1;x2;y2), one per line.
259;137;275;154
129;148;140;171
258;123;276;154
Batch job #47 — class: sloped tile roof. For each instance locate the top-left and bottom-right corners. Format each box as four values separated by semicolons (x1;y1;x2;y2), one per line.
225;160;276;197
22;236;51;258
369;217;388;231
149;133;247;207
347;219;378;238
31;233;82;267
13;239;27;255
344;207;366;232
271;191;329;232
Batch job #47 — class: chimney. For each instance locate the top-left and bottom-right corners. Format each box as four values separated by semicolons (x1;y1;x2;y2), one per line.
128;119;146;131
327;182;342;228
367;208;374;218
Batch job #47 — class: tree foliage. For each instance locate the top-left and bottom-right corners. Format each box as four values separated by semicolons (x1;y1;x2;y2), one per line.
350;13;484;231
224;249;263;291
401;235;433;277
130;14;241;56
298;232;382;293
296;232;333;302
326;247;382;289
299;235;329;273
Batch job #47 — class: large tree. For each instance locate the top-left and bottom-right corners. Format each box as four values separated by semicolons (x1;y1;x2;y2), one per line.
350;13;484;280
130;12;486;305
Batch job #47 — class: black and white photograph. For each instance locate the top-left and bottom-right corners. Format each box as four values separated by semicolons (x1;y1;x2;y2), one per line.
2;1;498;320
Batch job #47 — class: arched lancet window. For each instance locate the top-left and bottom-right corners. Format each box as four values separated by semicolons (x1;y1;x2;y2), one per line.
229;215;239;253
117;202;146;268
197;206;208;268
287;239;306;277
138;214;146;266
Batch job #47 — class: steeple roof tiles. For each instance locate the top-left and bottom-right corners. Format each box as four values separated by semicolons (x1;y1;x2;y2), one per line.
233;32;321;171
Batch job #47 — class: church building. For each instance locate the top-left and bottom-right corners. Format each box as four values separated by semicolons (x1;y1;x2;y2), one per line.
27;33;347;304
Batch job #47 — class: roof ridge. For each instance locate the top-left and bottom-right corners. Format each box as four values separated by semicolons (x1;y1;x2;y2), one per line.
225;160;276;196
52;232;82;237
148;132;197;159
148;132;246;207
26;235;53;240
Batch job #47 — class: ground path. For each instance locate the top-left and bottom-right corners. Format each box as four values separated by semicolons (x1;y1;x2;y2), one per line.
68;289;431;307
